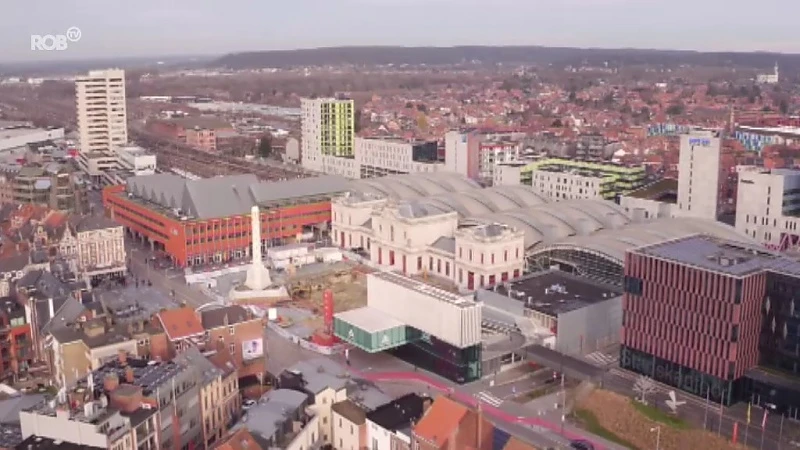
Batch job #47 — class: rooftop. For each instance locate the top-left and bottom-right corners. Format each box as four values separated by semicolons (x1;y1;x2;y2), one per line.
370;272;476;308
365;393;428;432
91;357;186;397
495;270;621;317
626;178;679;202
412;396;469;447
156;307;204;341
334;307;405;334
124;173;350;220
331;399;366;425
14;435;103;450
633;234;800;277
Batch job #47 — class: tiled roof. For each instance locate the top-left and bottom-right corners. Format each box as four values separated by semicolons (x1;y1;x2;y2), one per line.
413;396;469;447
215;428;265;450
156;306;204;341
200;305;251;330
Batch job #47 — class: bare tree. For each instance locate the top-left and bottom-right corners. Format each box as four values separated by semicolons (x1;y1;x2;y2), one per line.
633;375;657;405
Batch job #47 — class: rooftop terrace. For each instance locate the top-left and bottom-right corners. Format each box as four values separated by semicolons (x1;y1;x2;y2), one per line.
495;270;621;317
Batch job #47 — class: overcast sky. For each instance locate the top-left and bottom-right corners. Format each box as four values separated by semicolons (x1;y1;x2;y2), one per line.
2;0;799;62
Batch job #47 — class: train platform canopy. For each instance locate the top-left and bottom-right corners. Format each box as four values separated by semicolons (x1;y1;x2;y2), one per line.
333;307;412;353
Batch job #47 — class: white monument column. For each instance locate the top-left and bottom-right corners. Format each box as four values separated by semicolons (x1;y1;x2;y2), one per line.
245;205;272;290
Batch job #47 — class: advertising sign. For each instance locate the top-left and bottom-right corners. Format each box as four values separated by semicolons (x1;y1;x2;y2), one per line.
242;338;264;361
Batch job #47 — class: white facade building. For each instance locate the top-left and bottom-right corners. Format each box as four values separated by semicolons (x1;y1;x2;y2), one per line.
366;272;482;348
756;63;780;84
76;69;128;153
332;194;525;291
116;145;157;176
528;169;605;200
735;166;800;250
675;131;721;220
356;137;442;179
478;141;520;181
0;127;65;153
71;216;127;282
444;131;480;179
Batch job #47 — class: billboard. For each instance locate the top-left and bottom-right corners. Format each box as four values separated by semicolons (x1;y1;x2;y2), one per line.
242;338;264;361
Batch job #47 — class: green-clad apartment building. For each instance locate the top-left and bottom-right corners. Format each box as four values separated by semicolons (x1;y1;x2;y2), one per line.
300;97;355;172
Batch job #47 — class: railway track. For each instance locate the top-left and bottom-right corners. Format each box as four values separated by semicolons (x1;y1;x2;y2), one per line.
0;90;311;181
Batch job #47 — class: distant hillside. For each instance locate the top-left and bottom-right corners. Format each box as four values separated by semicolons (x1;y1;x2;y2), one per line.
213;45;800;70
0;55;215;77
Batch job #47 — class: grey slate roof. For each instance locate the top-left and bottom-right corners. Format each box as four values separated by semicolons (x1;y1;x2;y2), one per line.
69;215;120;232
0;254;28;273
243;389;307;444
173;346;221;385
429;236;456;254
126;174;350;220
200;305;251;329
0;394;45;423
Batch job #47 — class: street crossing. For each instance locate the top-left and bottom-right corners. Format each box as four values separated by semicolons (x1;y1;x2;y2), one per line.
477;391;505;407
585;351;618;366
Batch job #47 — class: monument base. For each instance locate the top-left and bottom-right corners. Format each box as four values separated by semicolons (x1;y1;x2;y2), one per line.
229;285;290;302
244;263;272;291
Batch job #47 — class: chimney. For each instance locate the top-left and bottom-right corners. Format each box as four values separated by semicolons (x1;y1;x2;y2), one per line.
48;297;55;320
103;373;119;392
118;349;127;365
125;367;135;384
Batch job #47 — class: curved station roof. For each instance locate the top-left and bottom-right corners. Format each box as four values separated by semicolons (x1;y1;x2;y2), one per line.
533;216;753;263
347;172;480;200
346;173;751;261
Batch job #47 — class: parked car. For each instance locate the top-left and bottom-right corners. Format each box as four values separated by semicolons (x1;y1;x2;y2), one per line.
570;440;595;450
242;399;257;410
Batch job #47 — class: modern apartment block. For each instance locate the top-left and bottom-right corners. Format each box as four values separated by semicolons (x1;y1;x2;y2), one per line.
734;166;800;251
444;130;480;180
356;137;441;179
675;131;722;220
301;97;355;172
6;163;87;213
494;158;646;201
622;234;800;416
477;141;519;181
75;69;128;153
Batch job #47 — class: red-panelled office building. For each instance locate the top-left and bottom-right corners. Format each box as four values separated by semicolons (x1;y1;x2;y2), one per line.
103;174;349;268
621;234;787;407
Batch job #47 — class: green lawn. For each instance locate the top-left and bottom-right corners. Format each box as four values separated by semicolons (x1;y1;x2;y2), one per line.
631;399;689;429
573;409;640;450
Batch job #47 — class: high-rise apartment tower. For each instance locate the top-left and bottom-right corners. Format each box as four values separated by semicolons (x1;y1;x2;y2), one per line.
300;97;355;172
75;69;128;153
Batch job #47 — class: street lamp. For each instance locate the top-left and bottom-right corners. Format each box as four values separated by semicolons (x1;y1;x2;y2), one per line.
650;426;661;450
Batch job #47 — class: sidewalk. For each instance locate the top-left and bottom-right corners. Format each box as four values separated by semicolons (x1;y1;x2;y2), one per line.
359;370;625;450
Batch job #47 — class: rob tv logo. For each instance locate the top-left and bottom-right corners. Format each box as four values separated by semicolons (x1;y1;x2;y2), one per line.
31;27;81;51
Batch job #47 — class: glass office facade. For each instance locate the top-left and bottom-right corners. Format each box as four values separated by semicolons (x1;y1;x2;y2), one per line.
389;332;482;384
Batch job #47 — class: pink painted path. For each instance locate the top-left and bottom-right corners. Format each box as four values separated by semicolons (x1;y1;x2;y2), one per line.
358;370;607;450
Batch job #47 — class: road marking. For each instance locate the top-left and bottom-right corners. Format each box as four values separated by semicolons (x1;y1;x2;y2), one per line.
477;391;504;407
586;351;618;366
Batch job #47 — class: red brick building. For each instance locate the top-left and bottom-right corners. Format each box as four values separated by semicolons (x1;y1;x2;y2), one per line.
103;174;349;267
0;298;32;381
